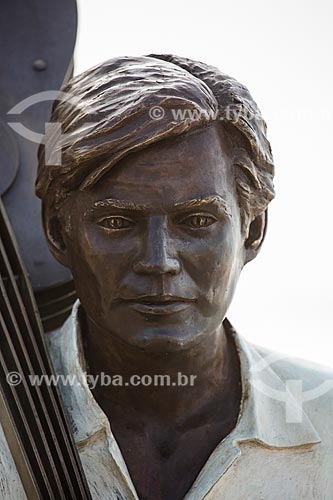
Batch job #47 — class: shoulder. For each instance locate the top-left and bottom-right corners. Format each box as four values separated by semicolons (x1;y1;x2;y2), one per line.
255;344;333;446
255;344;333;390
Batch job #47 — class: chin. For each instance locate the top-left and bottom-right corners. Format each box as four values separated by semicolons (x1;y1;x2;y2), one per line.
116;324;214;354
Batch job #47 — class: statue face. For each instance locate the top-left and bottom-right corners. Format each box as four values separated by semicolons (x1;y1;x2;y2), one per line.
61;124;246;351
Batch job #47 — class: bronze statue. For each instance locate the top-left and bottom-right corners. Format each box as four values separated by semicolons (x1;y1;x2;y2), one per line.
2;54;333;500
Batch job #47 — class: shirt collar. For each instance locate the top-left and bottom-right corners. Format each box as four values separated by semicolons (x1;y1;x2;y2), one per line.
224;318;321;448
48;300;321;448
47;301;137;492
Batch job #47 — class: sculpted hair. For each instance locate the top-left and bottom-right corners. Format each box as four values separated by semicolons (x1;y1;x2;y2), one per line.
36;54;275;230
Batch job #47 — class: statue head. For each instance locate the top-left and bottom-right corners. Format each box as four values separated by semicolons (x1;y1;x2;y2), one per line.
36;54;275;352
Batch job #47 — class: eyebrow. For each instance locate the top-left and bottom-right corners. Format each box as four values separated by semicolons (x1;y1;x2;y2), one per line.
88;195;232;218
92;199;150;211
173;196;232;218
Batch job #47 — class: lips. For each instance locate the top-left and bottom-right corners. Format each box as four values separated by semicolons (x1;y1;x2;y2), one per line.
122;295;195;316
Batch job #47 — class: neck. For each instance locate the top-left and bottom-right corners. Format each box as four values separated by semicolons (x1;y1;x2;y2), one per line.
82;314;241;426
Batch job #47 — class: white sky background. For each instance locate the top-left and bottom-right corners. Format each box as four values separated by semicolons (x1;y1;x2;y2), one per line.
75;0;333;367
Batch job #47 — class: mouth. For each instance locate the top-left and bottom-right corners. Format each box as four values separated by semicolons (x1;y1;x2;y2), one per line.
123;295;195;316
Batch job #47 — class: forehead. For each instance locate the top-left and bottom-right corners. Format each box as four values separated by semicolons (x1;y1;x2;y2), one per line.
82;124;236;208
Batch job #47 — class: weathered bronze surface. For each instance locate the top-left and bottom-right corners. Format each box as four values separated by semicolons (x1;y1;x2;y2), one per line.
36;54;275;500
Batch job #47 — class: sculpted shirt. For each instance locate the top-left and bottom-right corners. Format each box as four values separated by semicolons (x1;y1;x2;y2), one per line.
1;301;333;499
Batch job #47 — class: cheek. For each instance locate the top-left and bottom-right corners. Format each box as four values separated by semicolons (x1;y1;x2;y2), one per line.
68;244;103;320
209;238;241;299
67;226;126;319
181;225;242;309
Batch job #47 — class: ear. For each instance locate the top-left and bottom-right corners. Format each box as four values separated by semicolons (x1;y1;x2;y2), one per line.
42;202;70;268
244;210;268;264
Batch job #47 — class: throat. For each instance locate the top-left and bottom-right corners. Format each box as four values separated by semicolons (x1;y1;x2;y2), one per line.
82;317;242;500
96;387;241;500
83;315;241;423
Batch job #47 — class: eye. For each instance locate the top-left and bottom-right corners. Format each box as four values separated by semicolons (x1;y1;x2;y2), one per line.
180;213;217;229
98;216;134;230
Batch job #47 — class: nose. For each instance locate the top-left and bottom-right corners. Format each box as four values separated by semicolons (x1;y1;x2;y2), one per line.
133;216;181;276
